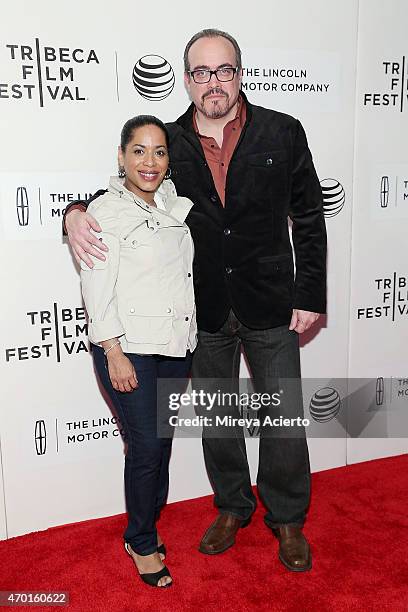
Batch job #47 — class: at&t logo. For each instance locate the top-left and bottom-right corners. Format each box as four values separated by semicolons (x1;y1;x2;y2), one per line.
132;55;175;101
309;387;341;422
320;178;345;217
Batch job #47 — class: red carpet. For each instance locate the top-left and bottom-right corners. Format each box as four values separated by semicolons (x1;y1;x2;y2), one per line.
1;455;407;611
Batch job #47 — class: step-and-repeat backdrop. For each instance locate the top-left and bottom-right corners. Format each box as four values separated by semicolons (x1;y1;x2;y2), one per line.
0;0;406;538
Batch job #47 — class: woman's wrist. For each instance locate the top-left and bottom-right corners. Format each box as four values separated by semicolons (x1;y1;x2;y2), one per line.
101;339;122;356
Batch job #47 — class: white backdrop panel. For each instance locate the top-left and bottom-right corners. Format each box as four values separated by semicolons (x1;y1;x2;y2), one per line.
347;0;408;463
0;0;362;538
0;441;7;540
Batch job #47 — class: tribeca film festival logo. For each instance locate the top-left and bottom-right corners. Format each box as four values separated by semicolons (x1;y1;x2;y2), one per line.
132;55;175;101
0;39;100;106
34;416;125;456
320;178;345;218
378;174;408;209
5;304;89;364
14;183;93;228
363;57;408;112
357;273;408;321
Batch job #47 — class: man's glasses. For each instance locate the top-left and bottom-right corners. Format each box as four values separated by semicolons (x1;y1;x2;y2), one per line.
188;66;239;84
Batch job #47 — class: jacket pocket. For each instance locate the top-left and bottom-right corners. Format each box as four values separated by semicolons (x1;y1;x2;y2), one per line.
257;254;294;293
122;219;157;246
247;150;289;206
124;303;173;345
247;150;288;168
257;253;292;270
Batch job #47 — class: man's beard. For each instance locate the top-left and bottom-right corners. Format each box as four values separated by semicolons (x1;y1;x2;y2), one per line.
200;87;231;119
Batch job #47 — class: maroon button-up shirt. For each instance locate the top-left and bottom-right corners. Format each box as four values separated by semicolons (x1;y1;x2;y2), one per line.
193;96;246;206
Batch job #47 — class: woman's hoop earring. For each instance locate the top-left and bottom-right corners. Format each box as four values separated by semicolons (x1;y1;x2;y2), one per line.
164;167;172;180
118;166;126;178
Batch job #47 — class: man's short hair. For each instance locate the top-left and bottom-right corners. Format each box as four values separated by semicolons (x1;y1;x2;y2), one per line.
183;28;242;72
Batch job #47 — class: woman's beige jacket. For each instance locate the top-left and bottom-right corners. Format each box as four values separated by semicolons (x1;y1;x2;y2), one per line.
80;176;197;357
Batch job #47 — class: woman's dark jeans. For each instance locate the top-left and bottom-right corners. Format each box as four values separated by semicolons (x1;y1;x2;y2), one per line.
93;345;192;555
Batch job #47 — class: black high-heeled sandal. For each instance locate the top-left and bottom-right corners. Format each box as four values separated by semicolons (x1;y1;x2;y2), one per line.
124;542;172;588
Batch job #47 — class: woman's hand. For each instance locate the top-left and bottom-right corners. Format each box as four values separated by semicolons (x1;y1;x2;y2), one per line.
106;345;138;392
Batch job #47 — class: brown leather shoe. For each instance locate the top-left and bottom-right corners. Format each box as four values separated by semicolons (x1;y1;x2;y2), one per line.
273;526;312;571
199;513;250;555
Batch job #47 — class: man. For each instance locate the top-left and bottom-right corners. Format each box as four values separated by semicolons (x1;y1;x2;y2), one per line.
64;29;326;572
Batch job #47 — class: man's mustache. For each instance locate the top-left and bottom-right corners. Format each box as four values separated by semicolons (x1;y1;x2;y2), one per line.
202;87;228;101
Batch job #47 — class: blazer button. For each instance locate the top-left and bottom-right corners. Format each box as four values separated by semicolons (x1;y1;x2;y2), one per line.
266;158;273;165
210;194;218;203
225;267;233;274
166;308;172;313
185;316;189;321
187;273;192;277
224;228;231;236
132;240;137;246
130;308;135;313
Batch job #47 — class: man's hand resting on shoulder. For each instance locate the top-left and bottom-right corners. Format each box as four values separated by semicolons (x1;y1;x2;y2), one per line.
65;208;108;268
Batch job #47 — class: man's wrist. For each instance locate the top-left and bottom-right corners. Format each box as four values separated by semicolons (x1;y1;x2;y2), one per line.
62;203;86;234
68;203;86;214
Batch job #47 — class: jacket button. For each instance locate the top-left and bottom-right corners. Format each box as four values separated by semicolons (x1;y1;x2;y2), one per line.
187;273;192;277
266;158;273;165
156;221;160;225
225;267;233;274
130;308;135;313
132;240;137;246
166;308;172;313
185;316;189;321
210;194;218;203
224;228;231;236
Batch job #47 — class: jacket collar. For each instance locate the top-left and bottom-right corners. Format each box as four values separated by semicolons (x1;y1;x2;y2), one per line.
156;180;194;222
108;176;192;223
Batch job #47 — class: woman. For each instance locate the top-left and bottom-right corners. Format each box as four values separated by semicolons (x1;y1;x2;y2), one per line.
80;115;197;588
